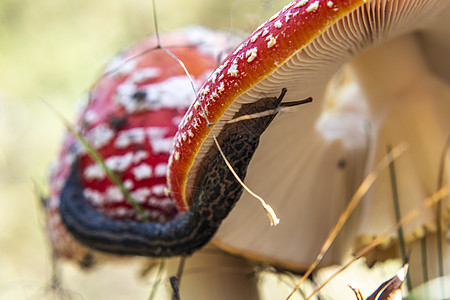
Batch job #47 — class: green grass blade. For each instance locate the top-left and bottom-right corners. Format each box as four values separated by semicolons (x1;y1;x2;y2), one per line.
148;259;166;300
386;144;412;292
42;99;149;222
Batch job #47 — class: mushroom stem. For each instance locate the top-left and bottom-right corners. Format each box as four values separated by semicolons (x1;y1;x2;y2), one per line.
165;244;259;299
351;35;445;122
351;35;450;278
59;93;285;256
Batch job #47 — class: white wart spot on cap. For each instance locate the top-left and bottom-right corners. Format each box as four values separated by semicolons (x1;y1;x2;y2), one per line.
246;47;258;62
151;184;167;196
130;67;161;84
150;136;174;154
131;188;151;203
132;163;153;180
123;179;134;190
274;20;283;28
218;82;225;93
306;1;320;12
115;127;146;149
200;85;210;96
105;152;134;172
184;26;239;58
105;186;124;203
154;163;168;178
115;76;195;113
266;35;277;48
84;110;98;125
285;12;293;22
174;151;180;161
295;0;309;8
227;64;239;77
233;43;245;55
132;150;150;164
86;124;115;149
147;127;169;139
250;31;262;43
84;163;106;181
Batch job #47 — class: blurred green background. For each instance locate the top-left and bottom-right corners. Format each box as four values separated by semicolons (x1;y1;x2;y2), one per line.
0;0;402;299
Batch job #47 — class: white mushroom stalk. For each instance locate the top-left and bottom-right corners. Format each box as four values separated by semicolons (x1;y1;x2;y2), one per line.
168;0;450;283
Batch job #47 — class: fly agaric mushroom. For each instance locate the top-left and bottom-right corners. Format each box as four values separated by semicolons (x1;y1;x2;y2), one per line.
46;26;235;265
166;0;450;288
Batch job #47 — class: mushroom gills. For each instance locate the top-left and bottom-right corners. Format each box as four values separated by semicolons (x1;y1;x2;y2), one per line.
202;0;450;273
59;91;291;257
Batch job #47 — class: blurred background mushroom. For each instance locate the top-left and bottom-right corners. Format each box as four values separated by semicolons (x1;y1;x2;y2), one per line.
45;26;235;264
